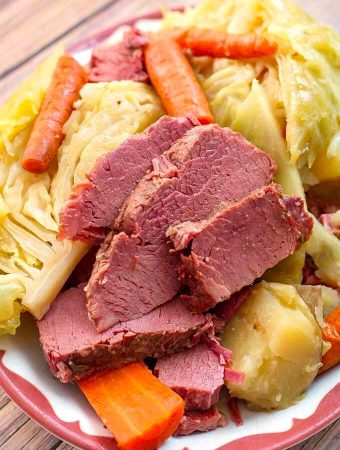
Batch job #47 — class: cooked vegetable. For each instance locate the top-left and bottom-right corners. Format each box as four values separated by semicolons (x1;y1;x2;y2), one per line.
222;282;323;410
164;0;340;183
178;27;277;58
51;81;164;220
232;80;305;284
0;71;163;333
22;55;88;174
320;307;340;373
295;284;340;327
307;219;340;288
78;362;184;450
144;34;214;124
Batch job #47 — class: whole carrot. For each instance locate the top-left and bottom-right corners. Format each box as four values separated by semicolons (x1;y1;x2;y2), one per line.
144;34;214;124
319;307;340;374
79;362;184;450
177;27;277;59
22;55;87;174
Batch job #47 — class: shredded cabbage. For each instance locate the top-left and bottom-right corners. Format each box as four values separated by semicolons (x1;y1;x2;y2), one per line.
0;54;163;333
164;0;340;183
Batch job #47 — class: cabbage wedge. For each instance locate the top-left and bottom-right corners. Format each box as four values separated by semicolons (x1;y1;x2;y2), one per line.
0;55;163;334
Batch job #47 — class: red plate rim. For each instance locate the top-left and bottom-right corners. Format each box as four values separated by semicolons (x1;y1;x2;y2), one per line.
1;7;340;450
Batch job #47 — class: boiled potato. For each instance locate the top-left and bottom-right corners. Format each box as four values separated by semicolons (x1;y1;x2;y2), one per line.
222;281;322;410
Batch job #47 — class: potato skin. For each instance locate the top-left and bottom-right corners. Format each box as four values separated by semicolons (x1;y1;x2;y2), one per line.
222;282;323;410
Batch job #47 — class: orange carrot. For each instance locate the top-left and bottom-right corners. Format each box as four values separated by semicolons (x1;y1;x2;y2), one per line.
319;307;340;374
144;34;214;124
177;27;277;58
78;362;184;450
22;55;87;174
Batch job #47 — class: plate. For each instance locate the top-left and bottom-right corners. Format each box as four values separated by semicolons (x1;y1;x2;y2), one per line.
1;9;340;450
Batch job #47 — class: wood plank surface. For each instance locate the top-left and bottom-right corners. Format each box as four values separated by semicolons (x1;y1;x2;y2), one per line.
0;0;339;449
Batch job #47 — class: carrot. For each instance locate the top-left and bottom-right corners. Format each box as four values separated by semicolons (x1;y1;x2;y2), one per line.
177;27;277;59
78;362;184;450
319;307;340;374
22;55;87;174
144;34;214;124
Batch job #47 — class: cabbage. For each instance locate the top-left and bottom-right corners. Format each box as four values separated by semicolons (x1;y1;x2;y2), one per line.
0;275;25;335
164;0;340;182
194;58;258;127
0;58;163;334
51;81;163;220
232;80;305;283
0;44;64;157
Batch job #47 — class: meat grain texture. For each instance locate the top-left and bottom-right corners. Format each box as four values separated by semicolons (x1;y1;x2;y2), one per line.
38;285;215;382
89;28;148;82
87;124;276;330
154;344;225;410
59;115;199;242
169;185;313;311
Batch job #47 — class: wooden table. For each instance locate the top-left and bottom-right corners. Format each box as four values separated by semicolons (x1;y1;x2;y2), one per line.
0;0;339;448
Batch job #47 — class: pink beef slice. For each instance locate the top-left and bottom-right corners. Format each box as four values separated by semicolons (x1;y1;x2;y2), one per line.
58;115;199;243
37;285;215;383
86;124;276;330
174;406;227;436
154;344;224;410
169;184;313;312
89;27;148;82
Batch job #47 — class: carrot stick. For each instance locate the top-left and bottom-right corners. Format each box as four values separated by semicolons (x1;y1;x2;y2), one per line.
177;27;277;59
78;362;184;450
319;307;340;374
22;55;87;174
144;35;214;124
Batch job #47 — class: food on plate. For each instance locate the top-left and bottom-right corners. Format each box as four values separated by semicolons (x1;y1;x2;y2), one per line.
86;124;275;330
169;185;312;311
21;55;88;174
222;282;323;410
154;344;225;411
58;115;196;242
38;285;216;382
144;33;214;123
320;307;340;373
176;27;277;58
1;0;340;447
89;27;148;83
78;362;184;450
174;406;227;435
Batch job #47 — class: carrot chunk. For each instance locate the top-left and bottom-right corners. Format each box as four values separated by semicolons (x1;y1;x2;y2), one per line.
144;35;214;124
177;27;277;58
22;55;87;174
319;307;340;374
78;362;185;450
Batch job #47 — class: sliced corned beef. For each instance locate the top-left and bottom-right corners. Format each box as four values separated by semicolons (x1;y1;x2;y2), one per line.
87;233;179;333
38;285;215;383
174;406;227;436
169;185;313;311
58;115;199;243
89;28;148;82
154;344;225;410
87;125;276;330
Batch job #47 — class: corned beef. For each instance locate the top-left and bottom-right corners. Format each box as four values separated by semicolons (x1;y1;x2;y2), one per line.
89;28;148;82
87;125;276;330
38;285;215;383
58;115;199;242
174;406;227;436
154;344;225;410
169;185;313;311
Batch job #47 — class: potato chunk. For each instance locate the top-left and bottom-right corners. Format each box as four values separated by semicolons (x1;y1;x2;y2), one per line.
222;282;322;410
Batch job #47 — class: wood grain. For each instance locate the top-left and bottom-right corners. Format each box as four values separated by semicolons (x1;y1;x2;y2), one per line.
0;0;339;449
